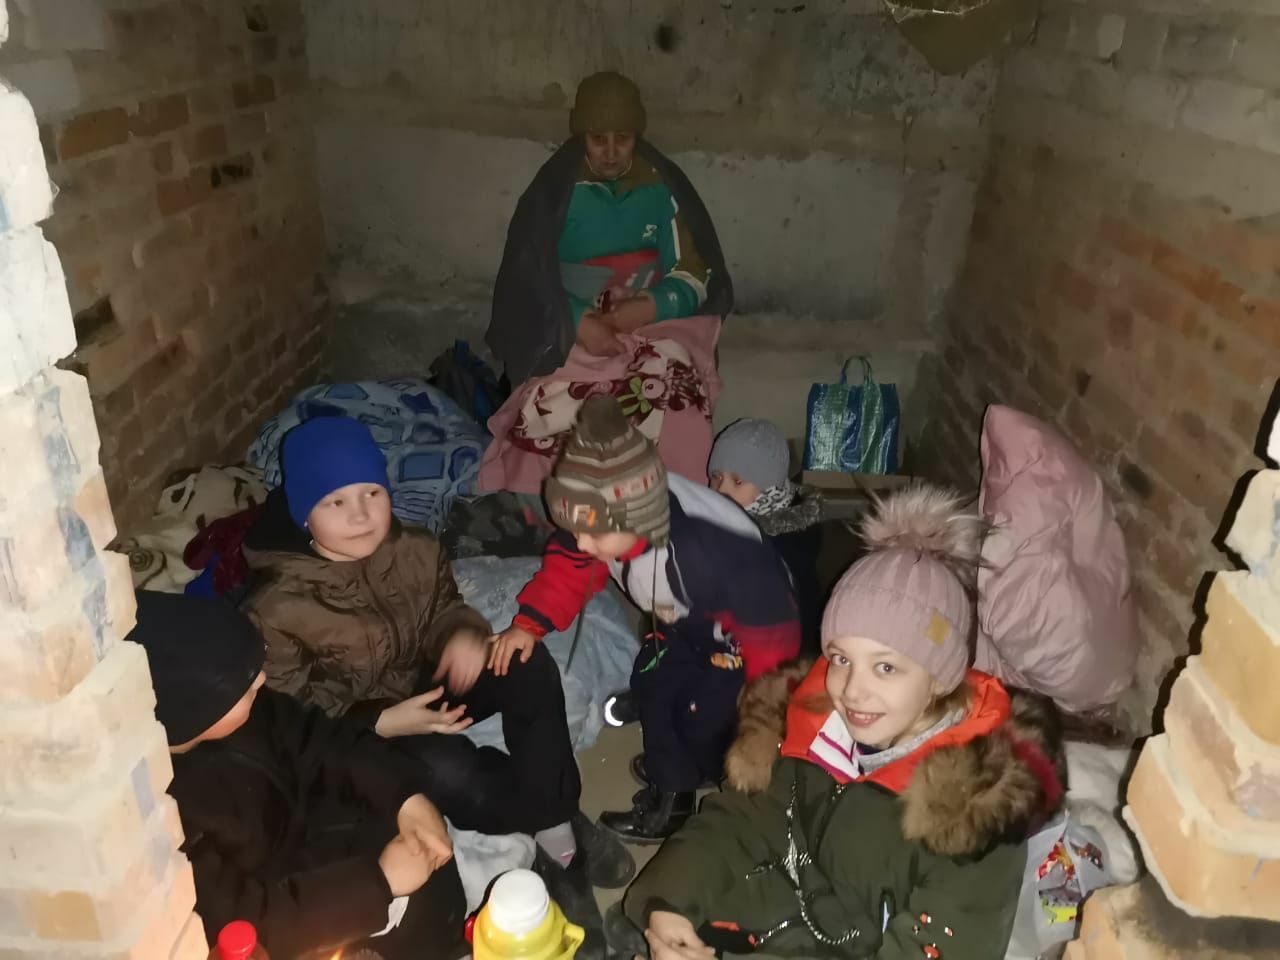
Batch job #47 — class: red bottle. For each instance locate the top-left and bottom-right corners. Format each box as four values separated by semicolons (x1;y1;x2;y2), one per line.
210;921;270;960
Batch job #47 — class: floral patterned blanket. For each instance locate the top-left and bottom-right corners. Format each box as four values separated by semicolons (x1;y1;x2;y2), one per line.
478;315;722;494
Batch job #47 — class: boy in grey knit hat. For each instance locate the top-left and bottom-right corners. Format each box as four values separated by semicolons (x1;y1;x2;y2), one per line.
709;418;828;653
709;419;799;515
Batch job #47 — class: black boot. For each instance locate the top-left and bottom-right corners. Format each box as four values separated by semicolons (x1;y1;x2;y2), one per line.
603;902;648;957
572;811;636;889
603;689;640;727
628;752;650;786
532;848;605;960
599;786;695;844
630;753;720;791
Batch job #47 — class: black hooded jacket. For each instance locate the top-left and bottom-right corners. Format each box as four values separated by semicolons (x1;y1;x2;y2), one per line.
487;136;734;386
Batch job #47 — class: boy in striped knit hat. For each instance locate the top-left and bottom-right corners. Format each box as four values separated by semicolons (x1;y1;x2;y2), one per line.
491;397;801;842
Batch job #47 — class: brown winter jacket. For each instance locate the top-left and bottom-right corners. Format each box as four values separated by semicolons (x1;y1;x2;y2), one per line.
242;489;491;725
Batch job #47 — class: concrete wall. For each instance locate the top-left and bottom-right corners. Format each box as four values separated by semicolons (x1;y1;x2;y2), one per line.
311;125;982;327
920;0;1280;732
301;0;998;440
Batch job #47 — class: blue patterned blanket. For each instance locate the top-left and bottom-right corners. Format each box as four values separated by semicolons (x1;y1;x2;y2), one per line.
247;379;490;532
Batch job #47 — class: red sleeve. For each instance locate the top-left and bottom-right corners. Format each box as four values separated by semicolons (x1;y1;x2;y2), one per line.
710;612;802;683
515;531;609;637
735;622;802;683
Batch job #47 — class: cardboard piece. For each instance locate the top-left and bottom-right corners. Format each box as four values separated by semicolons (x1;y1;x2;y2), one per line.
802;470;911;495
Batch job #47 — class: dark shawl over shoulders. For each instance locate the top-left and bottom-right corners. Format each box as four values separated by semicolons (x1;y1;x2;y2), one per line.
486;137;734;386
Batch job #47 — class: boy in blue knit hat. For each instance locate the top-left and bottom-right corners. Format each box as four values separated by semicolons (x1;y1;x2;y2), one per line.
241;415;633;947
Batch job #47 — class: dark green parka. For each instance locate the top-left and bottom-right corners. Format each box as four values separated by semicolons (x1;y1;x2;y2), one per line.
625;661;1065;959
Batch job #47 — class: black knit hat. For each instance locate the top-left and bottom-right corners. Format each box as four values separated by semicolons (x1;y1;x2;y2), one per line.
128;591;266;746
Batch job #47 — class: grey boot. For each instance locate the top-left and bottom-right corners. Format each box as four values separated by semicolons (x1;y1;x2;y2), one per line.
533;847;605;960
604;902;648;958
573;811;636;889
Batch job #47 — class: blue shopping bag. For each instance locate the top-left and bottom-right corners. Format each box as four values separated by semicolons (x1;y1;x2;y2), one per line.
803;358;900;474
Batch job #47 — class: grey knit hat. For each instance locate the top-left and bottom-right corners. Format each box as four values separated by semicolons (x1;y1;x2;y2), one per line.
708;419;791;491
821;487;984;694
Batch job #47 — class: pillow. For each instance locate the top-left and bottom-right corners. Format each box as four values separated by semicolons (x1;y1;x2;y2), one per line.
975;406;1138;712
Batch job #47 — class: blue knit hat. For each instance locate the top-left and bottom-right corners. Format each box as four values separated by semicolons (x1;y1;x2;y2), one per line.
281;416;388;529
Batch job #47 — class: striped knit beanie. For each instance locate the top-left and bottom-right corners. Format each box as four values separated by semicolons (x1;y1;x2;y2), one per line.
544;396;670;547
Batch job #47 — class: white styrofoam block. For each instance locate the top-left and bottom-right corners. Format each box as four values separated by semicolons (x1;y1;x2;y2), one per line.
2;56;82;115
14;0;110;52
1179;78;1271;150
1269;391;1279;466
1225;471;1280;574
0;226;76;394
1235;567;1280;646
1096;13;1126;60
0;82;54;233
1;0;9;47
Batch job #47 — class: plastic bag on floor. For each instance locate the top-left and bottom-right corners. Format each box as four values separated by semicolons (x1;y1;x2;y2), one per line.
453;556;634;754
448;826;535;913
1005;811;1112;957
1005;742;1138;959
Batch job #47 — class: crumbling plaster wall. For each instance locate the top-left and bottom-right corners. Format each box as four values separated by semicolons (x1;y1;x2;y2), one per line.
302;0;998;441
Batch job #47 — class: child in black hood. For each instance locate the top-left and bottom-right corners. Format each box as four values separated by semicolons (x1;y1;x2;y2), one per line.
127;590;466;960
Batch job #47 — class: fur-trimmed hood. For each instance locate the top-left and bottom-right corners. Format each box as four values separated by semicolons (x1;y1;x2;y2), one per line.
725;658;1066;858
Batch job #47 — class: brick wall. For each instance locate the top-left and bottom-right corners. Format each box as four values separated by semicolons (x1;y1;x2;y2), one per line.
0;2;204;954
920;0;1280;732
0;0;327;529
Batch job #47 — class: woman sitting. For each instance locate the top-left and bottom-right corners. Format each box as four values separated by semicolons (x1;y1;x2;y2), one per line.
481;71;732;494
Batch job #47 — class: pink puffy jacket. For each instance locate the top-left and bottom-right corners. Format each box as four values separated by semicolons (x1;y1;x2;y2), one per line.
973;406;1138;712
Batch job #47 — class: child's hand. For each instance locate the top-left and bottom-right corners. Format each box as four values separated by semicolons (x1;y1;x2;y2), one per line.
488;626;538;677
396;794;453;869
646;912;714;960
378;836;433;896
604;291;656;334
375;687;472;738
575;311;625;357
433;630;488;695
